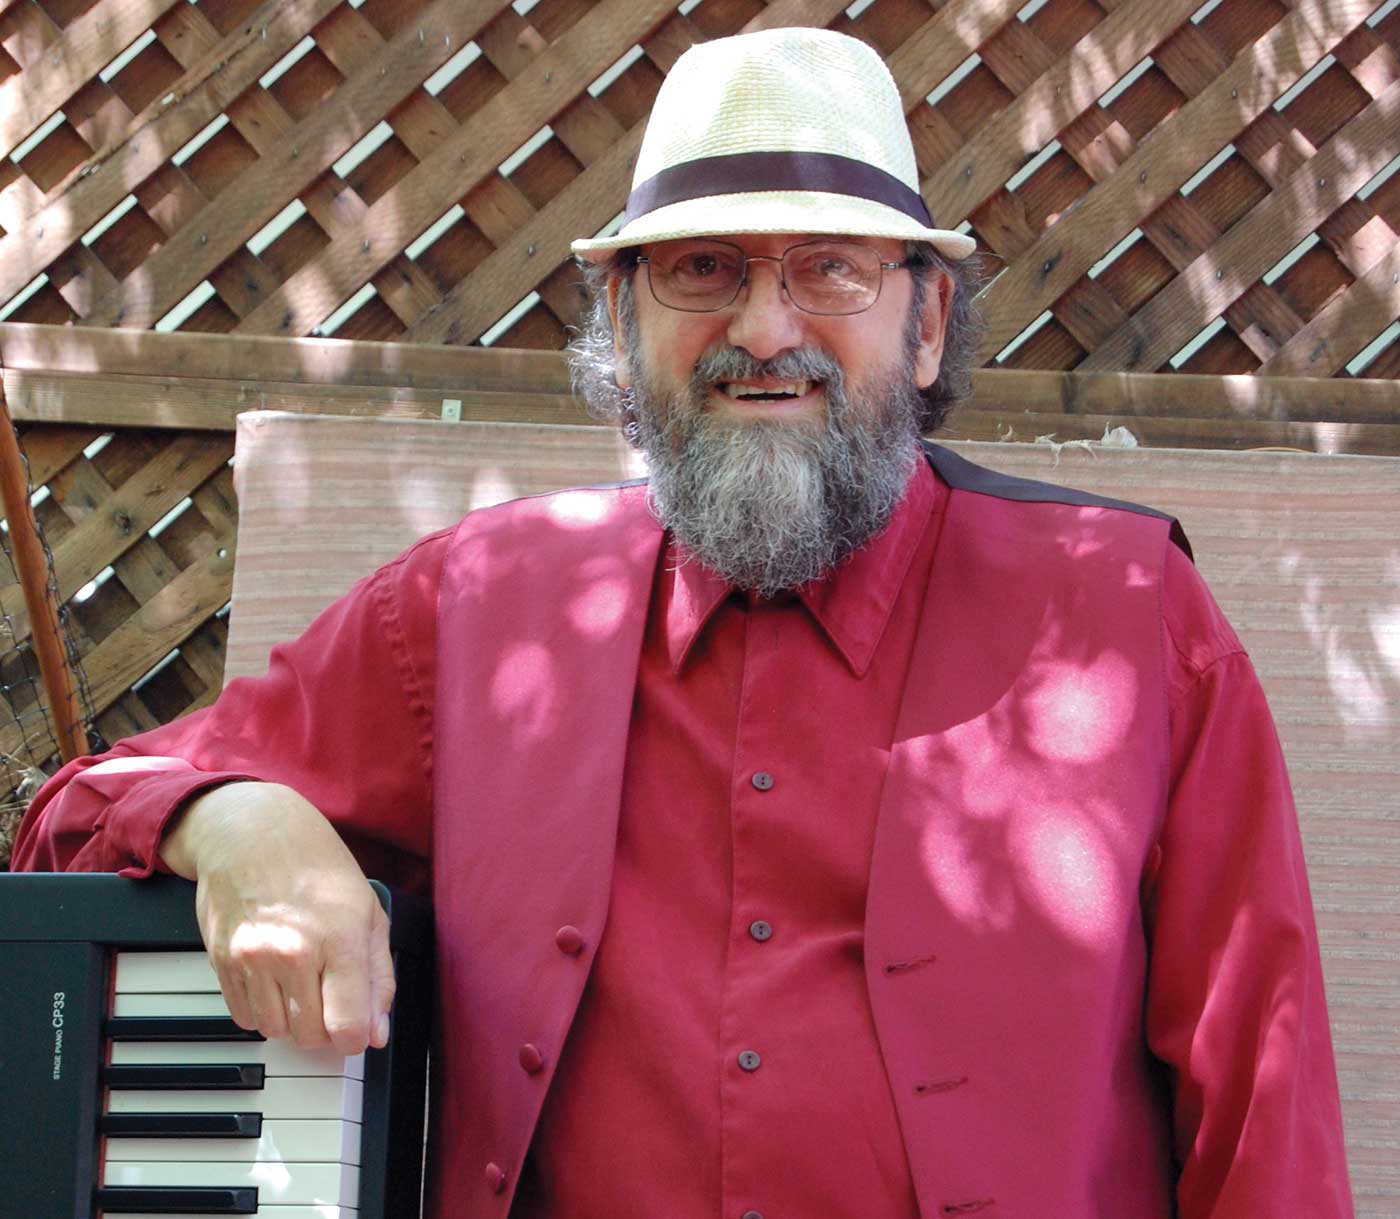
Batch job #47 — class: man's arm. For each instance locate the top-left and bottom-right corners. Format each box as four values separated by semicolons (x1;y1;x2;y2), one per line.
1145;544;1352;1216
13;530;448;1052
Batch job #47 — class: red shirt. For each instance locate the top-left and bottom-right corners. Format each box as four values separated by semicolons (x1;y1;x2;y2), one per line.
514;460;940;1219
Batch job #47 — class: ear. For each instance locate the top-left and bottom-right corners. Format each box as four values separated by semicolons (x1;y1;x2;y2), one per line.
912;270;954;391
607;275;633;390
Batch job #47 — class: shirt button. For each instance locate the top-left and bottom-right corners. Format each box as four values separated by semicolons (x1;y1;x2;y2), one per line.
749;920;773;942
555;925;585;955
485;1162;506;1193
519;1043;544;1074
738;1049;762;1071
751;771;774;791
742;1212;765;1219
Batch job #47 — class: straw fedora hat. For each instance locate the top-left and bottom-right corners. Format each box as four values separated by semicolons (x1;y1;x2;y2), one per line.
571;26;975;262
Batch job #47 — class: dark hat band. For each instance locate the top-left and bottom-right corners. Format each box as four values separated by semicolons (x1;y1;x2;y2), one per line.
622;150;935;229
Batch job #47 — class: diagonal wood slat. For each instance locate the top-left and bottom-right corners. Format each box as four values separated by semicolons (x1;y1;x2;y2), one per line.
919;0;1202;228
977;0;1379;359
80;0;507;329
0;0;183;162
1079;78;1400;371
0;0;344;303
1257;241;1400;376
233;0;682;337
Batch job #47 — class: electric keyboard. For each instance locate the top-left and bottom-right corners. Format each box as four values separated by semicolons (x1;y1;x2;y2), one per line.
0;873;431;1219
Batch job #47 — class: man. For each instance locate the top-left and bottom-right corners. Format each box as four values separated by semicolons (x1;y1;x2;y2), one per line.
14;25;1351;1218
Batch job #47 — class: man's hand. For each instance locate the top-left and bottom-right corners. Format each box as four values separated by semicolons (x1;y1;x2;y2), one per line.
160;782;395;1055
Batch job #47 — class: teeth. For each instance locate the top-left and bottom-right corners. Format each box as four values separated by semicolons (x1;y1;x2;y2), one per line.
722;380;813;399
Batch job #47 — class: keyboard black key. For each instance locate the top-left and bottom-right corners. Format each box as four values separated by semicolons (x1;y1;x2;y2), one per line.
102;1062;266;1090
95;1185;258;1214
101;1112;263;1138
106;1016;264;1042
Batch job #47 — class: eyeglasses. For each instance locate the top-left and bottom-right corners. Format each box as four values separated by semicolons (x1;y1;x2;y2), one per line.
636;239;911;316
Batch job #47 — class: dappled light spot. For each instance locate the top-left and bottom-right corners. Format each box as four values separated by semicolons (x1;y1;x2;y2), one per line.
229;920;308;958
546;491;616;529
920;817;1015;931
1372;604;1400;679
913;720;1024;821
86;755;192;775
567;577;632;640
1301;573;1396;731
1060;517;1112;560
1124;560;1154;589
468;466;519;511
1023;653;1137;764
1012;808;1118;948
249;1159;293;1194
490;642;556;737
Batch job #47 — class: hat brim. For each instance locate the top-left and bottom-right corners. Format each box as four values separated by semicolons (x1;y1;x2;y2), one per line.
571;190;976;263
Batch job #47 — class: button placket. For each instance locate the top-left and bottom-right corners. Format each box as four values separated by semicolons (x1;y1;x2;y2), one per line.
722;601;791;1219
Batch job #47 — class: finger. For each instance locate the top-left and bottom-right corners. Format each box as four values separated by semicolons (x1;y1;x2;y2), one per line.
241;969;291;1041
366;905;397;1050
320;930;375;1056
279;968;330;1050
214;963;259;1033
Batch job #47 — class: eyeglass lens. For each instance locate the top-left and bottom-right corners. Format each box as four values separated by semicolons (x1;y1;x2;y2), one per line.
645;240;887;315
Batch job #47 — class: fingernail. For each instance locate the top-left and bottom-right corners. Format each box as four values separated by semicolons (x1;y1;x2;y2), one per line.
376;1013;390;1045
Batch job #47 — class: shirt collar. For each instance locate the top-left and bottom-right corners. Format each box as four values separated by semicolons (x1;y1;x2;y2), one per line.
661;456;939;677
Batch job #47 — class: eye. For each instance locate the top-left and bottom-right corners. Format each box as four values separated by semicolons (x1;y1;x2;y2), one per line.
677;253;722;278
813;254;856;278
790;245;868;282
668;248;740;282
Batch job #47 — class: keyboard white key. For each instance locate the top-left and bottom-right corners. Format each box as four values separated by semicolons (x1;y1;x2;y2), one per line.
110;1040;365;1079
101;1160;360;1206
108;1075;364;1120
113;991;232;1017
105;1118;361;1164
116;951;221;993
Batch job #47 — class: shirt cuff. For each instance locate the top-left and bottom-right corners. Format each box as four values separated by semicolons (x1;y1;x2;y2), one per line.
88;764;261;878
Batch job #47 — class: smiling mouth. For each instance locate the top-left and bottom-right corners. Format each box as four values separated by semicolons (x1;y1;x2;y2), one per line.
716;379;818;402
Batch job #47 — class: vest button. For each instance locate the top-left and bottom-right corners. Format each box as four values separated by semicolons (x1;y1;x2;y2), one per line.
555;925;585;954
519;1043;545;1074
485;1162;506;1193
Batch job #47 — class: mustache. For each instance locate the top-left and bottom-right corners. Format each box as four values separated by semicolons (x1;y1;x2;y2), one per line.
689;345;846;389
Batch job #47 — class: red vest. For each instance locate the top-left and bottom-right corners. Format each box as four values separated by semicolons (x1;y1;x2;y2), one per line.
429;451;1185;1216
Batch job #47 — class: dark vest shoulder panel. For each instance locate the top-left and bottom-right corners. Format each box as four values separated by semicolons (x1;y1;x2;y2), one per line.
923;442;1193;561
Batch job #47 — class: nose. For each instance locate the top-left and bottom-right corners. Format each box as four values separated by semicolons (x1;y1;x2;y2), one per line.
726;257;806;361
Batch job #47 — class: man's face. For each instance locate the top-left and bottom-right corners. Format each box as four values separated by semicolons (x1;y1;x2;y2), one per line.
608;233;949;427
604;232;953;596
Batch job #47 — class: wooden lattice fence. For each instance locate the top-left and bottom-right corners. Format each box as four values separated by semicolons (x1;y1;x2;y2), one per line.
1;0;1399;829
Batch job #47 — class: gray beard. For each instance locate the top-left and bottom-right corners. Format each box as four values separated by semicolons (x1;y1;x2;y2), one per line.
631;341;923;598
